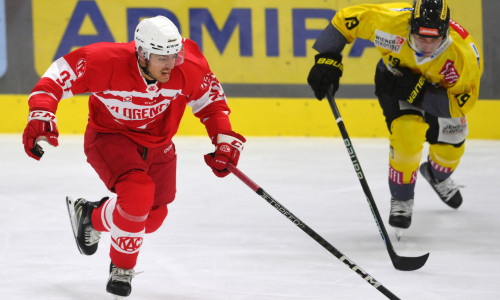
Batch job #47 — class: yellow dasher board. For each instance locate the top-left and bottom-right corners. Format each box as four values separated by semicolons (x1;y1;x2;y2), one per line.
32;0;483;85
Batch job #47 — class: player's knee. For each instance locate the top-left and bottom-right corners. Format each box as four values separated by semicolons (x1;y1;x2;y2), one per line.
115;170;155;217
390;115;428;156
429;143;465;170
145;205;168;233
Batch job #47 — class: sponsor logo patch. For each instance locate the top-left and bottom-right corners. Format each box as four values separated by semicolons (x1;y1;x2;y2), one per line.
389;165;403;185
442;122;467;135
429;158;451;173
200;73;212;90
76;58;86;78
219;145;231;153
164;143;173;154
418;27;439;36
439;59;459;84
389;165;417;185
113;236;143;253
374;30;406;53
450;20;469;39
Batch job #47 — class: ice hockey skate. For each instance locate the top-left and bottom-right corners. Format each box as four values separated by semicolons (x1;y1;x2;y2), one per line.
66;196;106;255
107;263;140;298
419;162;463;209
389;198;414;240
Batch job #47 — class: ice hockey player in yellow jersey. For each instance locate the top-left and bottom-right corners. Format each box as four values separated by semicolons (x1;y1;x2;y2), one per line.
307;0;482;237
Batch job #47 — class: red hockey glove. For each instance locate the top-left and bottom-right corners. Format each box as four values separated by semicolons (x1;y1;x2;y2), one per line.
204;131;246;178
22;110;59;160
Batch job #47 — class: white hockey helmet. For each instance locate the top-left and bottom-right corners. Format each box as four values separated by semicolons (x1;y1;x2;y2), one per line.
134;16;183;60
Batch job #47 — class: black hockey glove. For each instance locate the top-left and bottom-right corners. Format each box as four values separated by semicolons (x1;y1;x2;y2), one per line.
307;52;343;100
385;67;429;106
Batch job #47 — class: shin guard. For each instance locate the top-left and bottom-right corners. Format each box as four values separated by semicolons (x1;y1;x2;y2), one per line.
428;143;465;181
109;171;155;269
388;115;428;200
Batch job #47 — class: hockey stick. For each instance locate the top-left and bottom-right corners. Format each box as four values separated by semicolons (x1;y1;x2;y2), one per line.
227;163;401;300
325;88;429;271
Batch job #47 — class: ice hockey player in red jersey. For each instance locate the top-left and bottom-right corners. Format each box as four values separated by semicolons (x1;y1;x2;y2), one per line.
307;0;481;238
22;16;245;298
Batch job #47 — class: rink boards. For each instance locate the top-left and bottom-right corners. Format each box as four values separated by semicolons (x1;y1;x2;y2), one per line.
4;95;499;139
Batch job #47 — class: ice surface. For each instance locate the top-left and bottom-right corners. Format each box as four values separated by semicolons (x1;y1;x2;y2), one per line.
1;134;499;299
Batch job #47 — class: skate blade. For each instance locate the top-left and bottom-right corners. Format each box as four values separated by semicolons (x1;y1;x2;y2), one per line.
395;228;405;241
112;296;125;300
65;196;83;255
65;197;78;236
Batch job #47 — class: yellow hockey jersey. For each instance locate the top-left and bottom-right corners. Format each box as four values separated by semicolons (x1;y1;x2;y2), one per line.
332;3;482;117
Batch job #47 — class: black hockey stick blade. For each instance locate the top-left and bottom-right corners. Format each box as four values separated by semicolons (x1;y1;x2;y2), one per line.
326;88;429;271
389;250;429;271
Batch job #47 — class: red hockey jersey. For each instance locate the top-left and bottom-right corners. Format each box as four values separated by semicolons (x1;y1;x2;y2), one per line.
28;39;232;148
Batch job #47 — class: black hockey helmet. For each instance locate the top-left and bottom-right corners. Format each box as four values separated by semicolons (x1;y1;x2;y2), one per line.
410;0;450;38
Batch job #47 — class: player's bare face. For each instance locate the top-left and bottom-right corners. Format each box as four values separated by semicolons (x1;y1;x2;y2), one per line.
146;54;177;83
413;34;444;58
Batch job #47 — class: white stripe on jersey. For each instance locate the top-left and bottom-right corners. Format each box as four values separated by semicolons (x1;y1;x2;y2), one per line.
188;88;212;114
93;93;173;121
28;91;58;102
41;57;77;100
100;88;181;99
188;75;227;114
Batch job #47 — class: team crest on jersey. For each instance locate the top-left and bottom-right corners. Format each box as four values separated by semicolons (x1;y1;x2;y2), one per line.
439;59;459;84
374;30;406;53
76;58;86;78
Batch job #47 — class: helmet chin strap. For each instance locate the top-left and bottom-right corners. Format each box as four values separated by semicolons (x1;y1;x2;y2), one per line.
137;54;158;82
408;35;426;57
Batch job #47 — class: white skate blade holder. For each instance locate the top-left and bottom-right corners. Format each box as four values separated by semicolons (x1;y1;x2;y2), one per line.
395;228;405;241
65;196;83;254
